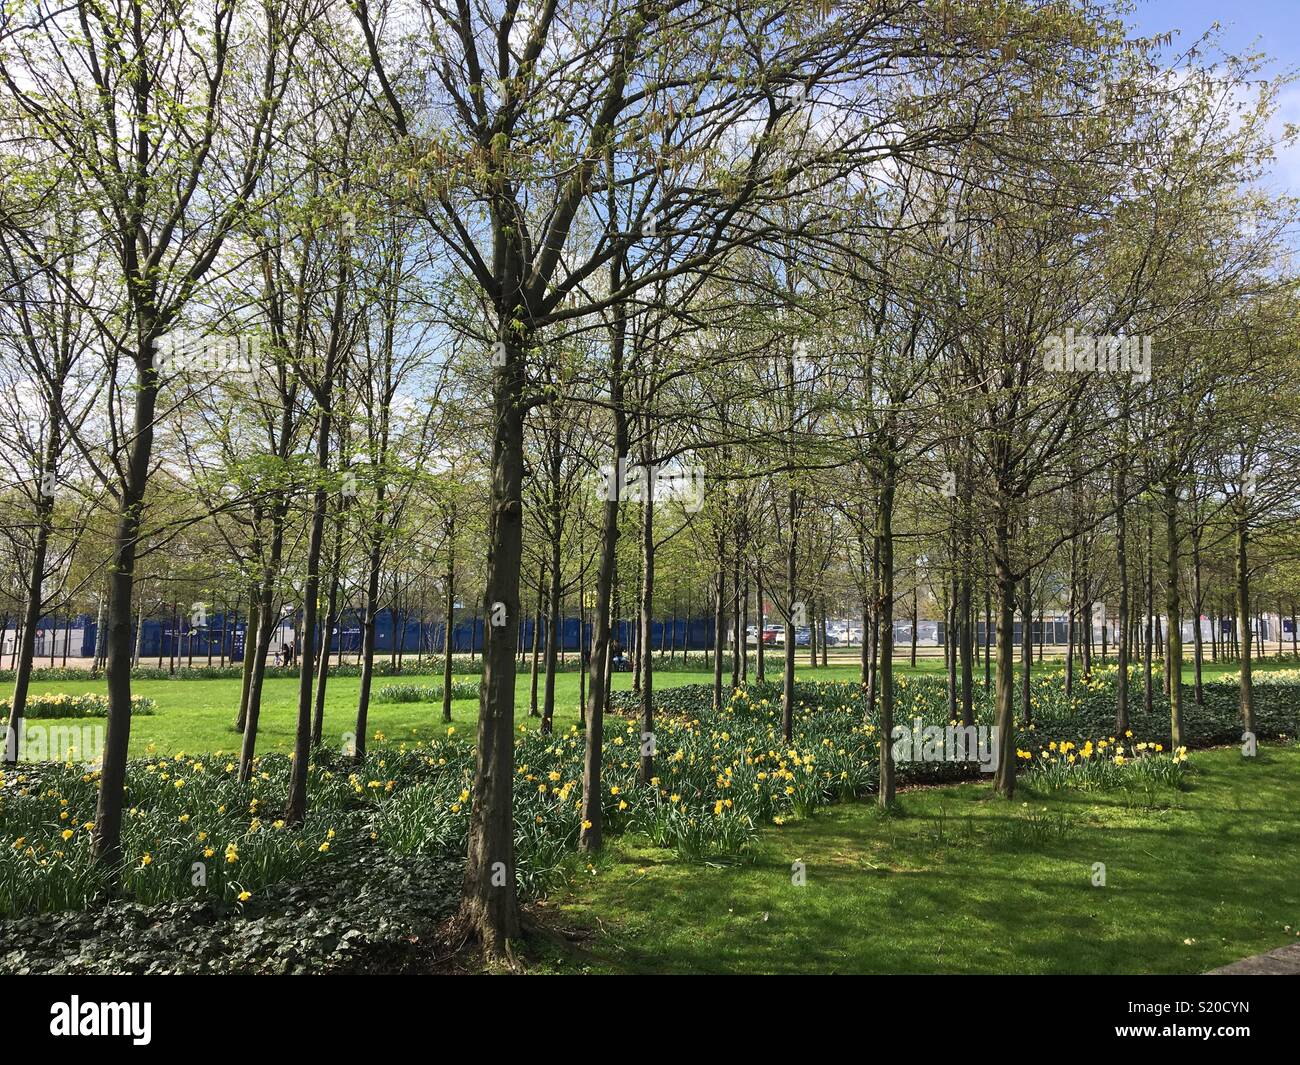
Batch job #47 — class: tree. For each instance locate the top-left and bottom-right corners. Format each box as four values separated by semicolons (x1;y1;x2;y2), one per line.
0;0;302;864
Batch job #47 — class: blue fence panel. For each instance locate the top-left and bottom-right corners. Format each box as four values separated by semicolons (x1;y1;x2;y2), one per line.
73;609;726;661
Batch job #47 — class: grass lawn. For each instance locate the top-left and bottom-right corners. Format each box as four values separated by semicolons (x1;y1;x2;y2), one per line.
16;655;1276;758
529;744;1300;974
8;656;1296;976
24;661;747;757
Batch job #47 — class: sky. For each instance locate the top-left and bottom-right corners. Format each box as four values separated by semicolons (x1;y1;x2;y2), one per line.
1126;0;1300;196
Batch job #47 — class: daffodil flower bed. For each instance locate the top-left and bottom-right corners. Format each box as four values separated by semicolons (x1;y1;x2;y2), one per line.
0;691;881;916
0;693;155;722
1218;667;1300;686
3;667;1292;922
0;752;359;917
1018;737;1189;792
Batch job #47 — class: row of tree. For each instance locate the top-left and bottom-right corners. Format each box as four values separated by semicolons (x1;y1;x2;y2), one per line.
3;1;1299;957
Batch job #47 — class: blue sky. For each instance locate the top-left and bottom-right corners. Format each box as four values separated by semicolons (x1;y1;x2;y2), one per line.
1126;0;1300;196
1128;0;1300;63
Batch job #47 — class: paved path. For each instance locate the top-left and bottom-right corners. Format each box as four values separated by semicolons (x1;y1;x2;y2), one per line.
1208;942;1300;974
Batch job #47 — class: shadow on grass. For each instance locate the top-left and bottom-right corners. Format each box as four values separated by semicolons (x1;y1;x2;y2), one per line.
539;746;1300;974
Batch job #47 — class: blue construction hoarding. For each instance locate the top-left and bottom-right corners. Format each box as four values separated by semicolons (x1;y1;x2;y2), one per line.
53;611;720;661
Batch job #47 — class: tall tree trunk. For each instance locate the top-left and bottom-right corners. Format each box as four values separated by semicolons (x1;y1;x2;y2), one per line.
857;523;870;684
742;581;751;681
983;586;992;689
807;594;817;669
312;504;344;748
782;486;798;743
578;281;627;853
910;579;918;667
991;510;1018;799
605;589;615;711
731;538;743;691
959;567;973;726
1020;573;1032;725
866;536;879;720
93;595;106;671
168;601;177;673
239;510;286;781
638;491;655;785
578;558;588;726
1064;538;1076;695
1235;509;1254;734
712;551;726;714
443;517;456;725
1191;524;1205;705
93;346;159;870
459;309;530;954
286;402;333;826
542;486;563;733
133;597;145;668
819;594;828;669
1164;482;1183;748
354;521;384;763
877;454;897;806
946;595;958;721
1080;537;1092;678
1143;516;1154;718
4;424;58;765
1115;460;1130;734
529;564;544;718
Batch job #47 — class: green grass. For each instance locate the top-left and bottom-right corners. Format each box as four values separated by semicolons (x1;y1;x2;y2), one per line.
21;661;738;757
8;656;1296;974
531;744;1300;974
13;654;1277;759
